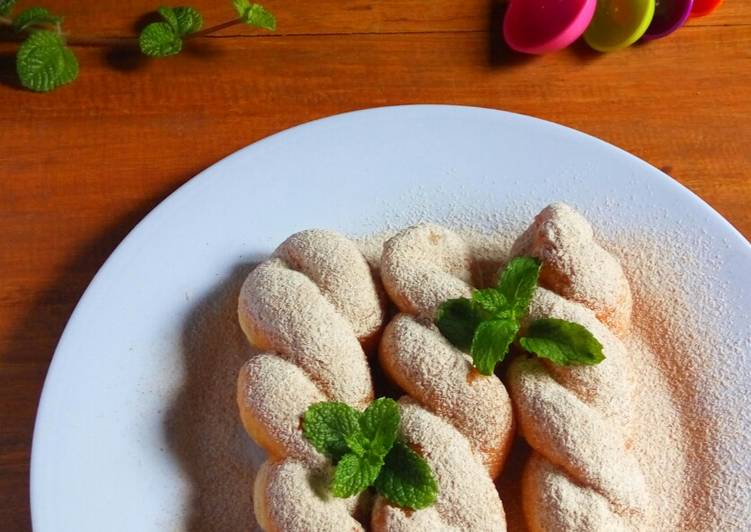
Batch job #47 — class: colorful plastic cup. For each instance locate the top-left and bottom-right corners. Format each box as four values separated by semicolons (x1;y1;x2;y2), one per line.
643;0;693;40
584;0;656;52
691;0;723;17
503;0;597;54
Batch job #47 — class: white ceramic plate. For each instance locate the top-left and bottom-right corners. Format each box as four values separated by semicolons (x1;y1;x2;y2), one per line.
31;105;751;531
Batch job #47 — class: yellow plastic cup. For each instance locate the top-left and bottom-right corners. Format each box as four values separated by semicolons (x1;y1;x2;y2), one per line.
584;0;656;52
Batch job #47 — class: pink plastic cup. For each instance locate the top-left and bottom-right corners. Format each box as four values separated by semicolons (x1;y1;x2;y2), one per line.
503;0;597;54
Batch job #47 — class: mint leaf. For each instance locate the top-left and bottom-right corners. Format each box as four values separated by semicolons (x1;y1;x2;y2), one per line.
157;6;179;30
472;288;511;317
0;0;17;17
16;31;78;92
375;442;438;509
435;298;482;350
243;3;276;30
520;318;605;366
498;257;541;316
343;430;369;457
232;0;249;18
173;6;202;34
302;402;361;461
358;397;399;457
233;0;276;30
12;7;60;32
139;22;182;57
159;6;203;35
331;452;383;498
470;319;519;375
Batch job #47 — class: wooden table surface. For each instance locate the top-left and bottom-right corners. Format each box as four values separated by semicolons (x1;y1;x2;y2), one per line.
1;1;749;529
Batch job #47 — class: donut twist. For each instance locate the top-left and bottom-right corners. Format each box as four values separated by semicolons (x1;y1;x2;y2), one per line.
507;204;649;531
375;224;514;531
236;229;386;531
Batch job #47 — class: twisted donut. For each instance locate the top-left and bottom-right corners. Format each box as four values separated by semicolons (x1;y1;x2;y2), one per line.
507;205;649;531
375;224;514;530
236;229;386;531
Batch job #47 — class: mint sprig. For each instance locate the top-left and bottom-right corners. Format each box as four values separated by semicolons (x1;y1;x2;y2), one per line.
435;256;605;374
0;1;276;92
302;397;438;510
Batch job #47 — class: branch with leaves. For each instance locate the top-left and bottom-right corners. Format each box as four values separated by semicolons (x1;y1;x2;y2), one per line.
0;0;275;92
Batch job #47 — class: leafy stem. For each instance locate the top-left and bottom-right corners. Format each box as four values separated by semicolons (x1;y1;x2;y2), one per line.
0;1;276;92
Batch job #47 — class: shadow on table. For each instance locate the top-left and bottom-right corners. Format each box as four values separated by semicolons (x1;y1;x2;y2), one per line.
0;51;24;91
487;0;537;69
164;261;267;532
0;193;167;531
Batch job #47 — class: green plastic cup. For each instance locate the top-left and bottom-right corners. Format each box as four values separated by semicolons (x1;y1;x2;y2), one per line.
584;0;656;52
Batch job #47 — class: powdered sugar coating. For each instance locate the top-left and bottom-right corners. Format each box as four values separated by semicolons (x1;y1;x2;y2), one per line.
512;203;632;334
380;314;513;476
239;258;373;406
275;229;385;340
381;224;473;319
371;398;506;531
254;460;364;532
237;353;326;467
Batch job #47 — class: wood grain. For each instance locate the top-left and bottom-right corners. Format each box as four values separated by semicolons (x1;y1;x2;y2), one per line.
1;1;749;530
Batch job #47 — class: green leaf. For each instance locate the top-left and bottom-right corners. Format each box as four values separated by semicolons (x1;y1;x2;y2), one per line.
343;430;369;457
12;7;60;32
331;452;383;498
472;288;511;317
232;0;248;17
0;0;16;17
520;318;605;366
243;3;275;30
374;442;438;509
139;22;182;57
231;0;249;18
470;319;519;375
173;6;202;34
435;297;482;351
498;257;541;316
358;397;399;457
16;31;78;92
159;6;203;35
157;6;179;30
233;0;276;30
302;401;361;461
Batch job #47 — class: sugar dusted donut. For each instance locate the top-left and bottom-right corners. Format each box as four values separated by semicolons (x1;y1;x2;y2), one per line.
508;204;649;531
237;229;385;531
375;224;514;530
